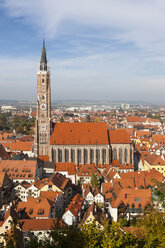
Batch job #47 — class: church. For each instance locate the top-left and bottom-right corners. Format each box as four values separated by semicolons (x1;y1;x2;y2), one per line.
34;38;134;166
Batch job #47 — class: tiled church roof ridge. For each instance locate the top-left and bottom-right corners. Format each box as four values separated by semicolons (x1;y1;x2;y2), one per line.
50;122;109;145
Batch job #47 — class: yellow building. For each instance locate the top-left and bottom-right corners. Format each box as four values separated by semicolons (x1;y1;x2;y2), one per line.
144;154;165;176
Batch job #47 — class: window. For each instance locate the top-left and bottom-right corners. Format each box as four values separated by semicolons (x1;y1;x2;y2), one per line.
42;79;44;83
132;203;135;213
52;149;56;162
96;149;100;164
37;209;44;215
125;148;128;164
102;149;106;164
65;149;69;162
90;149;94;164
78;149;82;164
139;204;142;208
119;148;123;164
113;148;117;160
71;149;75;163
84;149;88;164
48;185;52;190
130;149;132;164
29;209;33;215
58;149;62;162
134;198;141;202
38;232;42;235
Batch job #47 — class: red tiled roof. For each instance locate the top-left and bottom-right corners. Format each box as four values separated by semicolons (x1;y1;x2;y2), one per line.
20;218;62;231
113;169;164;188
20;135;34;142
144;154;165;166
126;116;142;123
34;173;71;192
56;162;76;175
0;143;10;159
136;131;151;138
64;193;83;217
119;164;134;170
40;191;62;202
50;122;109;145
0;160;37;180
17;197;51;218
111;188;152;208
102;182;113;194
151;134;165;144
38;155;49;162
3;141;33;152
77;164;101;177
111;160;121;167
109;130;132;144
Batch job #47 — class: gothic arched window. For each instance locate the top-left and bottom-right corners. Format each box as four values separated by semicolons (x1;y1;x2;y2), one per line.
96;149;100;164
90;149;94;164
65;149;69;162
84;149;88;164
113;148;117;160
71;149;75;163
102;149;106;164
52;149;56;162
130;148;132;164
119;148;123;164
125;148;128;164
78;149;82;164
58;149;62;162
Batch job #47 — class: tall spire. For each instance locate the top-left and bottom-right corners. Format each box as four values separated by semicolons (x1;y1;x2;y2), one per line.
40;33;47;71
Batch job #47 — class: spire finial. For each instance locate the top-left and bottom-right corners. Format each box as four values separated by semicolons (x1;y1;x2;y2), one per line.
40;34;47;71
43;32;45;44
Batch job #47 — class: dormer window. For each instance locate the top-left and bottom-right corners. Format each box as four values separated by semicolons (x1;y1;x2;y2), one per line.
37;209;44;215
139;204;142;208
29;209;33;215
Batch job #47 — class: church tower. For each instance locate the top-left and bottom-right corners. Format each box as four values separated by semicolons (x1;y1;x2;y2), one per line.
34;36;51;158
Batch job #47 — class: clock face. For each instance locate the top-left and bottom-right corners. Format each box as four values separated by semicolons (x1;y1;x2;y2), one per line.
40;103;46;110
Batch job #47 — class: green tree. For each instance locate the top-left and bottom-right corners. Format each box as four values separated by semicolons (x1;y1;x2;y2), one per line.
85;114;91;122
91;172;100;188
138;208;165;248
102;221;145;248
1;219;23;248
81;221;104;248
60;116;64;122
44;220;85;248
152;180;165;209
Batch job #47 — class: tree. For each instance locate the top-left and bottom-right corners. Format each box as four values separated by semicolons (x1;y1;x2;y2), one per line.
44;220;85;248
152;180;165;210
137;207;165;248
1;219;23;248
60;116;64;122
81;221;104;248
85;115;91;122
90;172;100;188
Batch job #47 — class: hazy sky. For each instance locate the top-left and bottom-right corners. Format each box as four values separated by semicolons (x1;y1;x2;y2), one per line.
1;0;165;103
